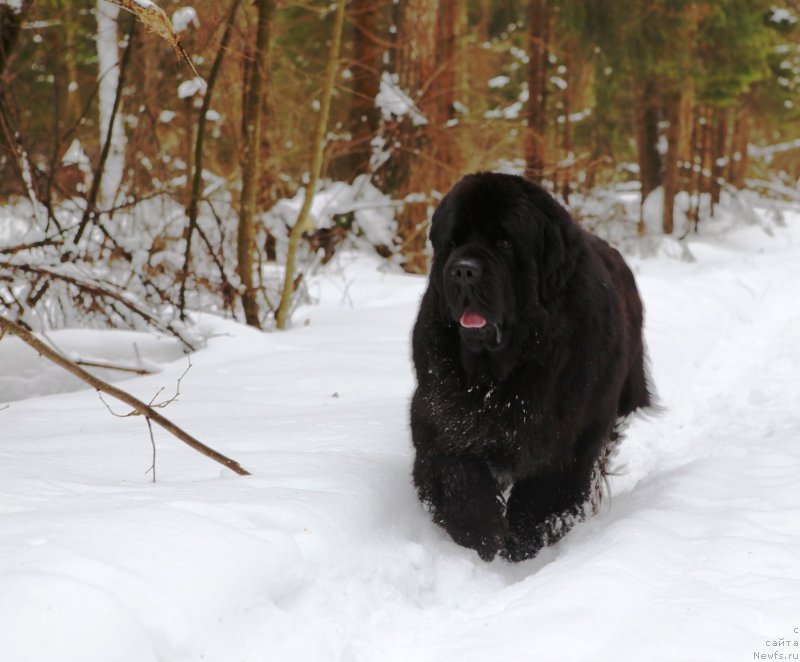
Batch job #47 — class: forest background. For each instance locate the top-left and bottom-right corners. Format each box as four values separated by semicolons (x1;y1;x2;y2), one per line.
1;0;798;336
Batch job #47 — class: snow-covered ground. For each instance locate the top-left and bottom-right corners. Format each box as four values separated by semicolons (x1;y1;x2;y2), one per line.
1;203;799;661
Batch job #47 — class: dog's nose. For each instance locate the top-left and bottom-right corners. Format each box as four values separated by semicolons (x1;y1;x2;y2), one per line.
450;258;482;285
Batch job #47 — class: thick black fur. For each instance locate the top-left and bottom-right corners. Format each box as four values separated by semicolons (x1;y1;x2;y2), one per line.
410;172;651;562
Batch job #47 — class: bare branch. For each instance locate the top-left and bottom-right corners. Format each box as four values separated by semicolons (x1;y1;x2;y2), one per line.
0;238;64;255
75;359;154;375
98;390;129;417
180;0;241;318
0;261;197;351
73;19;138;246
149;356;191;409
0;315;250;477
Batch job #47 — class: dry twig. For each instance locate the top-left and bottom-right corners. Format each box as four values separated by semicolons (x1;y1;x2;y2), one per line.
102;0;202;79
145;416;157;482
75;359;154;375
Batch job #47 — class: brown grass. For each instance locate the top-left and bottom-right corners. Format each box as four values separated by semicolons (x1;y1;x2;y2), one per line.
103;0;201;79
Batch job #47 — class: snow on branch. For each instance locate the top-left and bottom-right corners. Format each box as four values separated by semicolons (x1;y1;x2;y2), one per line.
0;260;199;351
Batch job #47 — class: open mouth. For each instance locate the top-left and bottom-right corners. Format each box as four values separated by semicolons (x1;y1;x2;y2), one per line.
458;304;502;346
459;305;487;329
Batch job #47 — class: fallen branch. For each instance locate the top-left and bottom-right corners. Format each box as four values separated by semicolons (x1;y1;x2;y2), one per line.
75;358;154;375
0;314;250;477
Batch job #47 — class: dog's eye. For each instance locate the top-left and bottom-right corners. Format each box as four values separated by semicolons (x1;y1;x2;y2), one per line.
497;238;513;251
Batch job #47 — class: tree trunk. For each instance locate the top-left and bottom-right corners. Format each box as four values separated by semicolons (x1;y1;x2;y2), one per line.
587;54;615;192
55;0;83;123
633;78;661;204
238;0;275;328
700;105;713;201
0;0;32;77
560;50;573;203
710;107;728;211
687;104;716;228
275;0;347;329
96;0;127;209
74;19;136;246
478;0;491;43
328;0;383;181
0;0;35;203
662;91;682;235
455;0;468;110
180;0;241;318
728;109;749;189
689;105;712;228
389;0;459;273
437;0;458;124
525;0;547;182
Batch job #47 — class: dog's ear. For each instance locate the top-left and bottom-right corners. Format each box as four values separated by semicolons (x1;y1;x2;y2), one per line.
427;192;455;303
532;192;580;303
429;206;445;252
429;191;454;254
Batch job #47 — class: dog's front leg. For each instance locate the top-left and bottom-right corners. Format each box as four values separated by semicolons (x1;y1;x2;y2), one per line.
412;450;507;561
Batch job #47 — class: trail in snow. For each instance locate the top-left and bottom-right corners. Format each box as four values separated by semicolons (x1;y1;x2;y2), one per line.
1;207;799;661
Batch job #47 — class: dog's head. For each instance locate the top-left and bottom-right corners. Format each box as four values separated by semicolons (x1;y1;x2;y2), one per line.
428;172;579;364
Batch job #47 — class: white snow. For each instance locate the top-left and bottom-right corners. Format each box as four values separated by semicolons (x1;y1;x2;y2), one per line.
642;186;692;237
0;0;23;11
769;7;798;25
266;175;398;248
488;75;510;89
485;83;529;120
171;7;199;32
0;329;186;402
376;72;427;126
177;77;206;99
158;109;176;123
1;203;800;660
61;138;90;169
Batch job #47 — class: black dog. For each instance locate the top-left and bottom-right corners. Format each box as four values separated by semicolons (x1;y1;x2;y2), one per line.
410;172;651;562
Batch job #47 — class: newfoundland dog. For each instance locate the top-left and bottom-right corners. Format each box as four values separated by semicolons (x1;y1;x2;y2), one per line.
410;172;651;562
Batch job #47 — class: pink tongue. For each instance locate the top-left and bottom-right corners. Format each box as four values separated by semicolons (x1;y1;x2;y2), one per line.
460;308;487;329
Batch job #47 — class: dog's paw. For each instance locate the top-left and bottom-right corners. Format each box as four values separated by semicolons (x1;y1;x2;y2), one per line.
446;512;507;562
500;529;544;563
